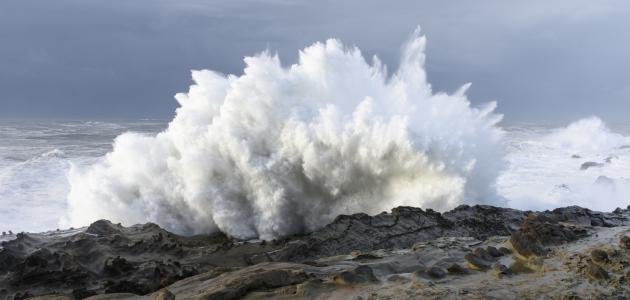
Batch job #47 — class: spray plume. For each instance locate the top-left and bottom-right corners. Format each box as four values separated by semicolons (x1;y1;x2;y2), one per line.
65;29;505;239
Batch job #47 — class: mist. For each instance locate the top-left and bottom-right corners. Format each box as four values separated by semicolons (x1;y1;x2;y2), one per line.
63;31;505;239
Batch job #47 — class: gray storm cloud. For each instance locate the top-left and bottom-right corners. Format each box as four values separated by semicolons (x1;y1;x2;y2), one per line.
1;0;629;121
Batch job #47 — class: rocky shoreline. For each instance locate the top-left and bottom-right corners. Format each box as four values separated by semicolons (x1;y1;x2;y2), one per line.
2;204;630;299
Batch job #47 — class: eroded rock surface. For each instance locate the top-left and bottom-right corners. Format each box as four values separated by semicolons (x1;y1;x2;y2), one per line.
2;205;630;299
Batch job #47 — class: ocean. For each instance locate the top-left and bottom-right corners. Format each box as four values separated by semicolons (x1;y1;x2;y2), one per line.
0;120;167;234
1;119;629;234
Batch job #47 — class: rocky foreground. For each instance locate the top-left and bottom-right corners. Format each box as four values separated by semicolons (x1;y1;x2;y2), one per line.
2;205;630;299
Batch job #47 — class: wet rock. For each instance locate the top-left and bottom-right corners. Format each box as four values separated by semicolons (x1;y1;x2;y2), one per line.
605;156;617;163
580;161;604;170
86;220;122;236
295;279;327;297
510;214;583;258
333;265;377;285
508;259;534;274
352;253;382;261
606;249;618;258
173;263;309;300
446;263;469;275
590;249;609;264
464;253;491;270
558;291;584;300
104;256;135;275
353;265;378;283
0;219;241;299
587;263;609;280
387;274;410;283
281;205;526;261
486;246;503;258
154;288;175;300
492;263;510;277
442;205;525;239
620;236;630;249
426;266;447;279
545;205;624;227
3;204;630;299
27;295;73;300
473;247;495;261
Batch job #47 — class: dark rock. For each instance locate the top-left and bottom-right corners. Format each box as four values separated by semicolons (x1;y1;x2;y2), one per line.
492;263;510;277
352;253;382;261
333;265;377;285
386;274;410;283
3;204;629;298
473;247;494;261
620;236;630;249
508;259;534;274
179;263;309;300
442;205;525;239
464;253;491;270
558;291;584;300
353;265;378;283
606;249;618;258
605;156;617;163
580;161;604;170
0;219;244;299
154;289;175;300
279;204;526;261
446;263;469;275
486;246;503;258
426;266;447;279
104;256;135;275
544;206;619;227
510;214;584;258
590;249;609;264
587;263;608;280
498;247;512;255
86;220;122;236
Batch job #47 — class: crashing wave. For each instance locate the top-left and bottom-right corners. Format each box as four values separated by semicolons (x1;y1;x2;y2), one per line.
64;28;505;240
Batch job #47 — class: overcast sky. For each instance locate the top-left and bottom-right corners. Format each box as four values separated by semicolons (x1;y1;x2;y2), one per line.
1;0;629;123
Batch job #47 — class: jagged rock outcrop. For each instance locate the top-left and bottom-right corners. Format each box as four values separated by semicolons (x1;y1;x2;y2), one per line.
1;205;630;299
509;214;587;257
271;205;527;261
0;221;226;299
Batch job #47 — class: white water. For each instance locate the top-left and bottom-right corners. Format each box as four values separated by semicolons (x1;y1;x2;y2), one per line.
63;29;505;240
0;31;628;239
499;117;630;212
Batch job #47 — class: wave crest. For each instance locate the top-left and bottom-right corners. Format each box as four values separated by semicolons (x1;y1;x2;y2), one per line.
64;29;505;239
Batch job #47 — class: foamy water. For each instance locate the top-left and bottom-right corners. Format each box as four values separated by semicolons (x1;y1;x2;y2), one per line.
1;119;629;236
0;120;166;234
499;118;630;212
63;29;506;240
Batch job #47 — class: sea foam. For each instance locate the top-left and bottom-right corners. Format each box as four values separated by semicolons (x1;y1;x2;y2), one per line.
64;28;505;239
499;117;630;212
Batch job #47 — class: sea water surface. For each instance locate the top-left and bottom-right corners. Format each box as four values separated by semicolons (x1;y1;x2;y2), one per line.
1;119;629;234
0;120;167;234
